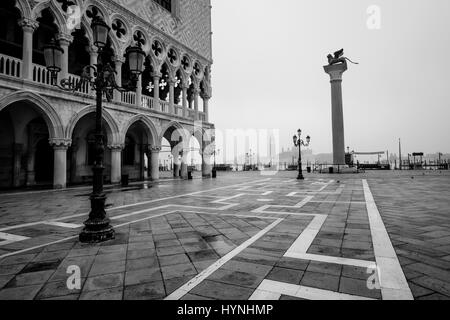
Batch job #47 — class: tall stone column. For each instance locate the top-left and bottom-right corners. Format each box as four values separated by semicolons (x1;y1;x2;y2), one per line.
180;148;189;179
202;141;212;178
110;145;122;184
169;77;176;115
181;81;189;118
13;143;23;187
114;56;125;103
324;62;348;165
19;19;38;81
152;72;162;111
193;85;200;121
51;139;71;189
57;33;73;82
201;94;210;123
172;149;180;178
26;146;37;186
150;146;161;181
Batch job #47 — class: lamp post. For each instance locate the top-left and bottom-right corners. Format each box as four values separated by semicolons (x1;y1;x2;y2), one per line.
293;129;311;180
43;17;145;243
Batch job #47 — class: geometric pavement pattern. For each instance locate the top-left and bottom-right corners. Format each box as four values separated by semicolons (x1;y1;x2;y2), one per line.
0;172;448;300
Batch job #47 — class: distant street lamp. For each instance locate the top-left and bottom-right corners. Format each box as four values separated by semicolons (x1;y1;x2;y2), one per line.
43;17;145;243
293;129;311;180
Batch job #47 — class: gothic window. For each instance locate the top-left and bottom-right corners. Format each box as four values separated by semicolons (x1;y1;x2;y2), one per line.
33;9;59;65
69;28;90;75
153;0;172;13
181;55;190;71
124;136;136;166
0;0;23;59
112;20;127;39
160;63;170;101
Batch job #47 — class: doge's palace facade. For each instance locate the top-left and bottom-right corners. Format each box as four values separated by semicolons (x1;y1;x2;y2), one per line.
0;0;214;189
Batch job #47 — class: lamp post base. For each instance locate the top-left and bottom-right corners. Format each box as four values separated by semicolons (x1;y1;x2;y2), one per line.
297;174;305;180
79;194;115;243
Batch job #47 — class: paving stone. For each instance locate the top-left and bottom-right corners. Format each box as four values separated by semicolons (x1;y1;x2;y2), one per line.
161;263;197;280
89;260;126;277
266;267;304;285
125;268;162;286
79;287;123;300
222;260;273;277
126;257;158;271
0;284;43;300
159;253;190;267
301;271;340;292
164;276;194;295
190;279;254;300
339;276;381;299
35;278;86;299
124;281;166;300
208;269;264;289
276;258;310;271
6;270;54;288
83;273;124;292
187;249;219;262
306;261;342;277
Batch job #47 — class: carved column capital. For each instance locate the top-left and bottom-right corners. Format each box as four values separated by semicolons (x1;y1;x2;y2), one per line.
149;146;162;153
151;72;163;80
323;62;348;82
109;144;124;151
114;56;126;64
57;33;74;45
19;18;39;32
50;139;72;150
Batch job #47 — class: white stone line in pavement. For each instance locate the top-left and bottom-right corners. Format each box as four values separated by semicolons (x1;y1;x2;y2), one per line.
42;222;83;229
250;280;374;300
0;232;30;247
257;199;274;202
251;196;315;214
0;178;273;232
177;210;279;221
165;218;284;300
285;215;327;254
285;252;375;269
362;180;413;300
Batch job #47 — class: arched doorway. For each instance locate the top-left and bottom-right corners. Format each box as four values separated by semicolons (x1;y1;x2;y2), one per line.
34;135;53;183
69;113;113;185
122;120;155;182
0;101;55;189
0;0;23;59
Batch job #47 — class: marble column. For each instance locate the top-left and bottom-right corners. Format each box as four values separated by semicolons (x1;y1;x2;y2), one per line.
324;62;348;165
114;56;125;103
202;141;212;178
26;146;37;186
51;139;71;189
193;85;200;121
152;72;162;111
136;74;142;108
19;19;38;81
201;94;210;123
57;33;73;82
180;148;189;179
150;146;161;181
13;143;23;188
172;149;180;178
181;81;189;118
169;78;176;115
110;145;122;184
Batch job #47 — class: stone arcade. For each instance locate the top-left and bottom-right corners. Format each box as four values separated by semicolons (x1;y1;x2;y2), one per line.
0;0;215;189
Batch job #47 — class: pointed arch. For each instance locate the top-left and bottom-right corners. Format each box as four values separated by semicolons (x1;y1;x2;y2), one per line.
65;106;120;145
14;0;31;19
121;115;159;147
32;0;68;34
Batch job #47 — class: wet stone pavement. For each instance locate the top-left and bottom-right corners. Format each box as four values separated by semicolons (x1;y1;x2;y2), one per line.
0;171;449;300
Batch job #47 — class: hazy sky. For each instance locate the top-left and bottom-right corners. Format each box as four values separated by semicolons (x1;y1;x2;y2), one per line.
209;0;450;157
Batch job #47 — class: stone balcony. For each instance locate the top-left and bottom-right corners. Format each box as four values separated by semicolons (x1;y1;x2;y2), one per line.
0;52;208;124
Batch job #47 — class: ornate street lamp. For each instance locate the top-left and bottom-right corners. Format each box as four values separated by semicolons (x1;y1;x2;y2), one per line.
293;129;311;180
43;17;145;243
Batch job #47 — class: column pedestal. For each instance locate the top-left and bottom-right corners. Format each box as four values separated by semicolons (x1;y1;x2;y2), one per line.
152;73;162;111
150;147;161;181
324;62;348;165
110;145;122;184
51;140;71;189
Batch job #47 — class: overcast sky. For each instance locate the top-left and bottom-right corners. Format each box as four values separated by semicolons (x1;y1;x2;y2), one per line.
209;0;450;158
